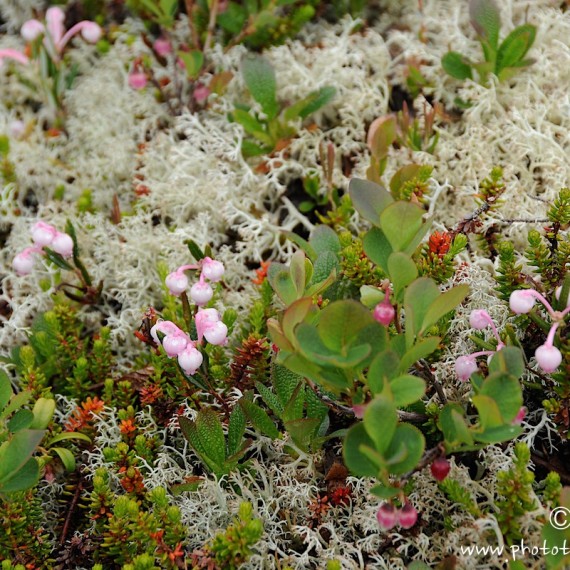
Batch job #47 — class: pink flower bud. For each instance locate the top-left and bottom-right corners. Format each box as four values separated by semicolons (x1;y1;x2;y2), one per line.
51;232;73;257
46;7;65;46
13;247;37;275
178;344;203;375
0;49;29;67
397;502;418;529
203;321;228;346
165;271;189;296
8;120;25;138
153;38;171;57
509;290;536;314
80;22;102;43
31;221;57;246
201;257;224;282
352;404;367;419
21;19;44;42
194;85;210;104
512;406;526;425
150;320;180;344
469;309;491;330
373;298;395;326
376;503;398;530
163;332;189;357
128;71;148;90
195;308;220;342
455;355;478;382
535;344;562;373
190;281;213;306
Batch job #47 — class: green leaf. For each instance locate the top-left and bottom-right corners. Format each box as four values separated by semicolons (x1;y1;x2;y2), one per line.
369;484;402;500
367;115;396;160
384;424;425;475
439;404;473;448
231;108;273;146
363;396;397;455
317;300;376;353
488;346;524;378
496;24;536;73
404;278;440;345
178;50;204;79
296;323;370;367
281;297;314;344
52;447;76;471
29;397;55;430
43;248;74;271
282;382;305;423
542;521;570;569
399;336;441;372
185;239;205;261
311;251;339;287
0;429;45;483
474;424;522;444
479;371;523;423
360;285;385;309
389;375;426;407
283;231;317;261
7;409;34;432
0;371;12;411
363;228;392;274
46;432;91;445
267;263;297;305
239;399;280;439
272;365;304;409
380;201;425;253
0;390;32;420
195;409;226;467
367;350;400;394
469;0;501;49
348;178;393;227
241;140;270;158
420;284;469;335
442;51;473;80
343;422;380;478
284;417;321;451
309;225;341;256
387;252;418;300
284;86;336;121
472;394;503;429
256;382;283;417
241;54;279;120
227;404;246;457
389;164;423;201
289;250;307;297
0;458;39;494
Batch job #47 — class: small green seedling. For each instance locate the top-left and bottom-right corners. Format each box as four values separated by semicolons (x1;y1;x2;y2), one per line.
442;0;536;85
230;54;336;157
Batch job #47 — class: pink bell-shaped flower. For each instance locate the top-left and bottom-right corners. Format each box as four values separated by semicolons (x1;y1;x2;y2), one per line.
51;232;74;257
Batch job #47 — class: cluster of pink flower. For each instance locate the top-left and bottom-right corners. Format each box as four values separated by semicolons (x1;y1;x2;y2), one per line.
456;287;568;382
150;257;228;375
376;501;418;531
509;288;569;373
13;221;73;276
127;38;210;104
0;7;101;68
165;257;224;305
151;308;227;375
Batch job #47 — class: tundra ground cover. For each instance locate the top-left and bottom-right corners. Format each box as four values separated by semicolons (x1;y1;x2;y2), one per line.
0;1;569;568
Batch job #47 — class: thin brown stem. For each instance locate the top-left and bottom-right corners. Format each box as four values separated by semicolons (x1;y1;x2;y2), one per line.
203;0;219;53
184;0;201;50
